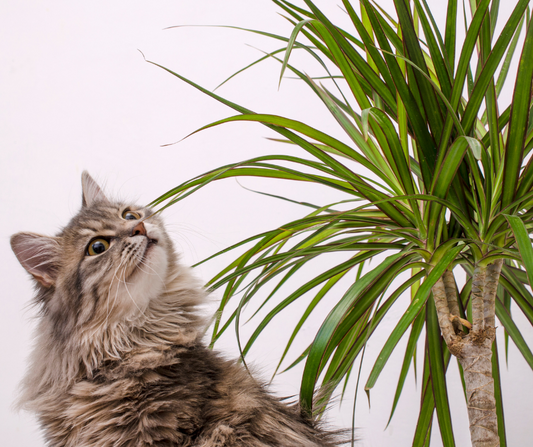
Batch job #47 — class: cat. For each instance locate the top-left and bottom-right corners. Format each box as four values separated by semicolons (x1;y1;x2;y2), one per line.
10;172;345;447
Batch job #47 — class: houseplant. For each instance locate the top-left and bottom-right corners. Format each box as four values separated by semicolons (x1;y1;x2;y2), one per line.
150;0;533;445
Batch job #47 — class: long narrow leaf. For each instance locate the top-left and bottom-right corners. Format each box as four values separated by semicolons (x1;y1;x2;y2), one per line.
365;245;464;391
504;215;533;287
300;252;404;414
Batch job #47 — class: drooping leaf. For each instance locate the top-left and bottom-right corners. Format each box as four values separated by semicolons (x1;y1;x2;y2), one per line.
365;244;464;391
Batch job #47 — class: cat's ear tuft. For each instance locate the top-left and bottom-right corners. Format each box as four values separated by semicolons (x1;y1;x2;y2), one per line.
11;233;61;288
81;171;109;207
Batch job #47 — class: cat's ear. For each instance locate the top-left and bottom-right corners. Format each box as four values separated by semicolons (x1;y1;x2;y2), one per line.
11;233;61;288
81;171;109;207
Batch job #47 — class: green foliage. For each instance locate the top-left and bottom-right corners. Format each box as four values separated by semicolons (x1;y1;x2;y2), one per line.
149;0;533;444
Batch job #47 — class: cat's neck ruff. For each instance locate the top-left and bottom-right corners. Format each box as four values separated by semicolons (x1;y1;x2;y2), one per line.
18;256;209;410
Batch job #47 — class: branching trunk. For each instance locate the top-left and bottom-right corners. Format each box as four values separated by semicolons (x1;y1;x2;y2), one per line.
432;264;502;447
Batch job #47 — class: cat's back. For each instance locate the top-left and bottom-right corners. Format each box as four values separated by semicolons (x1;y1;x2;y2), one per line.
51;344;336;447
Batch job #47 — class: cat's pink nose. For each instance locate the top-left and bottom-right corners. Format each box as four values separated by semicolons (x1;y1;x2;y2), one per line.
131;222;147;237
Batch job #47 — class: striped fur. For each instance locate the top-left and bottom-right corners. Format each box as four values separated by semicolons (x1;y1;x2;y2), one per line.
11;172;345;447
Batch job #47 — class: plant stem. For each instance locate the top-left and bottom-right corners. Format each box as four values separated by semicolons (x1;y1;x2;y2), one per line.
443;270;462;333
472;264;487;334
458;335;500;447
431;277;457;346
483;259;503;330
454;261;500;446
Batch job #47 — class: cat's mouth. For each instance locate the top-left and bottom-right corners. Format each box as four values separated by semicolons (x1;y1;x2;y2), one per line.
125;236;161;282
141;236;159;261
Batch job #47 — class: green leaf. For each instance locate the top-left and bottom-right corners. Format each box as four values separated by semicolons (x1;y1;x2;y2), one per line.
430;133;470;197
393;0;444;143
322;269;427;393
413;361;436;446
461;0;530;136
508;17;533;202
495;298;533;370
444;0;457;70
242;253;375;357
504;215;533;287
302;0;398;109
184;114;361;182
365;244;464;391
388;304;425;425
413;0;452;98
300;252;404;414
360;0;437;188
426;297;456;447
278;19;314;87
498;267;533;325
273;269;351;378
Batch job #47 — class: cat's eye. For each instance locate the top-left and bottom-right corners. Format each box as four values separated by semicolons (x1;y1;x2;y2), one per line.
122;210;140;220
87;238;110;256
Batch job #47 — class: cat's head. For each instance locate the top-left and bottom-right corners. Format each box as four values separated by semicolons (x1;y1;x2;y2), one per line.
11;172;173;338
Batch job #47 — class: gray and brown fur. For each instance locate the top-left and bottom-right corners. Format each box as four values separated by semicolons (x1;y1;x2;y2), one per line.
11;172;345;447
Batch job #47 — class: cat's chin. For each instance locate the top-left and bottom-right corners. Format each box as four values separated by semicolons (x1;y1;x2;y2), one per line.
115;242;169;320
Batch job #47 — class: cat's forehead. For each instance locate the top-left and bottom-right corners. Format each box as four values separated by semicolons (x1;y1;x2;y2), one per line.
61;201;153;237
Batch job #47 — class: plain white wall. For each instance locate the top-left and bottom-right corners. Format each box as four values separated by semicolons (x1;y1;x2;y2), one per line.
1;1;531;446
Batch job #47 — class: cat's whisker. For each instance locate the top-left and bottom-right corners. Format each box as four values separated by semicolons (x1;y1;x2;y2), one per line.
88;265;122;339
106;264;130;327
138;258;166;285
122;272;147;319
104;256;128;329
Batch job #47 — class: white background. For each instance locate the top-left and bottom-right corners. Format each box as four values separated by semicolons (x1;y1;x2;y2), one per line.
1;1;532;446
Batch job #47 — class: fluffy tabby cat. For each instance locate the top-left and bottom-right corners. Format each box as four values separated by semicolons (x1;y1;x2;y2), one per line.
11;172;345;447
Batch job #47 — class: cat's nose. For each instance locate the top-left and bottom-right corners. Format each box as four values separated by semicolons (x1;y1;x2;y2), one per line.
131;222;147;237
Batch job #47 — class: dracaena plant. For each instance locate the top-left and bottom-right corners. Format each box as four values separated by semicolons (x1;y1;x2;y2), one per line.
148;0;533;445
